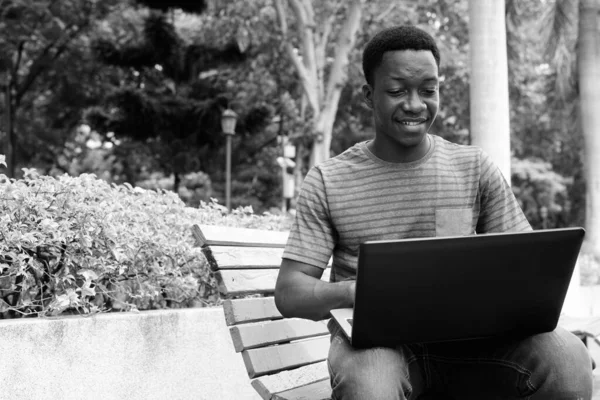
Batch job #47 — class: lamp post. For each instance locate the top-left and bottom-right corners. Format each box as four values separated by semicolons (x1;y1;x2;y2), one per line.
221;108;238;211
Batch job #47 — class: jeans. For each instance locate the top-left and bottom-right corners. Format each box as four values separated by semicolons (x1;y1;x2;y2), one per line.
327;322;594;399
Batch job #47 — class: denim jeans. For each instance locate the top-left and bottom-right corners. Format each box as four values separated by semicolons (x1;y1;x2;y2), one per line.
327;322;594;399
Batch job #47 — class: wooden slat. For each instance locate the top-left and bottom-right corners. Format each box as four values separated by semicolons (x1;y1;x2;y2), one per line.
191;224;207;247
242;336;330;378
230;319;329;352
207;247;333;272
272;379;332;400
198;224;288;247
223;297;283;326
217;268;331;297
217;269;279;296
251;362;329;400
209;246;284;270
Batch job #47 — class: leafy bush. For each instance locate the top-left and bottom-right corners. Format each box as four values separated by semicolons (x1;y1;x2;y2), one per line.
511;157;572;229
0;159;291;319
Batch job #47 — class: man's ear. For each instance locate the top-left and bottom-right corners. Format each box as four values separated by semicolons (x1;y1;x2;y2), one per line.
362;84;374;109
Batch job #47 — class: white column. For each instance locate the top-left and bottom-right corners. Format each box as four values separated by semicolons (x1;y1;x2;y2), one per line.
468;0;512;183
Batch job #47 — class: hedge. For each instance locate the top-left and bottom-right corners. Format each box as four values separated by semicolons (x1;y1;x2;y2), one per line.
0;165;291;319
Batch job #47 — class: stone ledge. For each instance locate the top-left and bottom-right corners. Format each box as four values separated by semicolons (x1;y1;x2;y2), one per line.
0;308;260;400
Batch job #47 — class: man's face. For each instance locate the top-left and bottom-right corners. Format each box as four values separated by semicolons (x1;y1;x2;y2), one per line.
363;50;439;160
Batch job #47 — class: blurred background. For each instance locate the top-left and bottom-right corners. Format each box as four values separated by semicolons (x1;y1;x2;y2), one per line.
0;0;598;272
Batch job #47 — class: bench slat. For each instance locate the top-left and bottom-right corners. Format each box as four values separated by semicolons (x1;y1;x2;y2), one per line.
209;247;284;270
217;269;331;297
230;319;329;352
223;298;283;326
208;247;334;271
250;362;329;400
196;224;288;247
272;378;332;400
242;336;330;378
216;269;279;296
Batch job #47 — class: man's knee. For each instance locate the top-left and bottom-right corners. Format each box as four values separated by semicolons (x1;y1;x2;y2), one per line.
523;327;593;396
328;344;413;400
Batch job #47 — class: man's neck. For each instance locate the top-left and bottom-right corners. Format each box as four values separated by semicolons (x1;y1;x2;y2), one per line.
367;134;431;163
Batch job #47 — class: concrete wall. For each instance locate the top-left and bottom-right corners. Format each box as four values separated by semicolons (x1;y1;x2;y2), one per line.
0;308;261;400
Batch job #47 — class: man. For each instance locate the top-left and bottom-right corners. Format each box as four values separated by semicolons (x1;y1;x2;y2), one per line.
275;25;593;399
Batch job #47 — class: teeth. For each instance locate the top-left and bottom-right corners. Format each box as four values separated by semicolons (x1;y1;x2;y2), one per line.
400;121;423;126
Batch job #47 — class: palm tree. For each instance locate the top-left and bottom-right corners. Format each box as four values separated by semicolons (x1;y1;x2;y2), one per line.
578;0;600;260
544;0;600;260
468;0;512;182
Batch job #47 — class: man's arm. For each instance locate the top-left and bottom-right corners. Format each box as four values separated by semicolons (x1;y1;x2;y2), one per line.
275;258;355;321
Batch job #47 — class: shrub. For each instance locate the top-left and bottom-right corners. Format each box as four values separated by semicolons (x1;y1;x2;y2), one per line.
511;157;572;229
0;162;291;319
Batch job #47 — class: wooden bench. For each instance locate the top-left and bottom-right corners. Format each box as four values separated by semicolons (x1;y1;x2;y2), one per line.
192;224;600;400
192;224;333;400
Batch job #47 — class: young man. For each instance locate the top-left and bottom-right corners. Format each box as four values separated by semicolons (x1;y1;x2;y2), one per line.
275;25;593;399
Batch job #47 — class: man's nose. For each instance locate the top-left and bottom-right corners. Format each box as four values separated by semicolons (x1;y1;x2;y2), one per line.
402;91;426;113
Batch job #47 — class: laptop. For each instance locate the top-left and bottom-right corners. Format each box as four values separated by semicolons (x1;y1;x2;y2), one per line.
330;227;585;349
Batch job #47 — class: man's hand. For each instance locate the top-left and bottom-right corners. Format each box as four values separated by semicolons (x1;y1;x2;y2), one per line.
275;258;356;321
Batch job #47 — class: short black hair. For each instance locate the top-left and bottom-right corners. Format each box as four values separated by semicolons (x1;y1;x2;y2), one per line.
362;25;441;86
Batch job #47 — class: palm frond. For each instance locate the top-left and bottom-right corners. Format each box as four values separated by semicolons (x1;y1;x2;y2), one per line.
541;0;579;105
541;0;578;60
553;36;578;102
505;0;522;62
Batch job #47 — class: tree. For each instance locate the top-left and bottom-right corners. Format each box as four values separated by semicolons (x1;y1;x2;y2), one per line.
0;0;118;178
85;4;272;192
543;0;600;259
578;0;600;259
274;0;365;167
468;0;512;181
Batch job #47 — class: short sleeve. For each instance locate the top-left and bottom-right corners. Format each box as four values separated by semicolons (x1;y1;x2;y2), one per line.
282;167;335;269
476;150;531;233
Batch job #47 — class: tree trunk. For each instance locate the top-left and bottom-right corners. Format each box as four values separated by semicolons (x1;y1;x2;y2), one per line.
4;81;16;178
275;0;364;168
468;0;512;183
310;0;363;166
173;171;181;196
578;0;600;258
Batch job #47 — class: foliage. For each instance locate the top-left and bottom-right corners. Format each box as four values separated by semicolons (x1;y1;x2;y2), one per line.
84;4;273;193
0;0;122;177
136;170;213;207
0;0;591;228
511;157;572;229
0;164;290;319
134;0;207;14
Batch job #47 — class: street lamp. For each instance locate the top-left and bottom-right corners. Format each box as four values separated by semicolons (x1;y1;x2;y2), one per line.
221;108;238;211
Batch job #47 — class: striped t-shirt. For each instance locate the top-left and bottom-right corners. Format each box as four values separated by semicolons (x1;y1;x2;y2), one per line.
282;134;531;282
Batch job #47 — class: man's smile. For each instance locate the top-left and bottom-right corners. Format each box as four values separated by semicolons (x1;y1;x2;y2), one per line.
396;117;428;126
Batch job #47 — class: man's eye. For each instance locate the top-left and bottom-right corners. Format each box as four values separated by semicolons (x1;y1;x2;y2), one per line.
422;88;438;95
387;89;405;95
